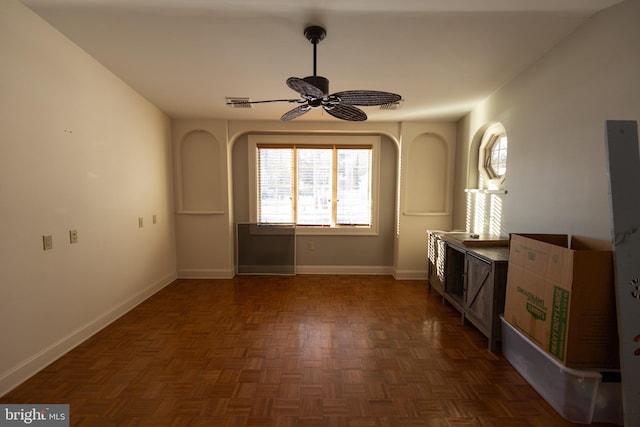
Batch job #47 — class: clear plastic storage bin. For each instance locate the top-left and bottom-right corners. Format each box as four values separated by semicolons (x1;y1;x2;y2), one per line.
500;316;621;424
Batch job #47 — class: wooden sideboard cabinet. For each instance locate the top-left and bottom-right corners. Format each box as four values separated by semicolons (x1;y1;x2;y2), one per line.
427;231;509;352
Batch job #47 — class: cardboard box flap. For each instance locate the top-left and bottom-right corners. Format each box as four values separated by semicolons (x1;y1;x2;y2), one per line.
570;235;612;252
513;234;568;247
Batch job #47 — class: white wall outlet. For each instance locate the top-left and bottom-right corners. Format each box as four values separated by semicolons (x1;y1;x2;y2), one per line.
152;214;157;224
138;217;144;228
43;235;53;250
69;229;78;244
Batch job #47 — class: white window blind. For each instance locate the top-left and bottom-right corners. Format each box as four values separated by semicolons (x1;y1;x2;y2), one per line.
256;144;373;228
297;147;332;225
337;148;372;225
257;146;293;223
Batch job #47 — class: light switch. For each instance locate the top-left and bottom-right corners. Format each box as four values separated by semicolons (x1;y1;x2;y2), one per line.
43;235;53;250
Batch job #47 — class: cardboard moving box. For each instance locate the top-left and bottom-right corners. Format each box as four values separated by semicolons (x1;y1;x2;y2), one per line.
503;234;618;369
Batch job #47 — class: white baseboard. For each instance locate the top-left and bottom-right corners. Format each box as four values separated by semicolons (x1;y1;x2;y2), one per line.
177;268;235;279
177;267;426;279
0;273;177;397
295;265;394;275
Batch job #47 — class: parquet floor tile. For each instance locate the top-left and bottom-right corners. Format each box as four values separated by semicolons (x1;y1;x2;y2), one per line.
0;275;616;426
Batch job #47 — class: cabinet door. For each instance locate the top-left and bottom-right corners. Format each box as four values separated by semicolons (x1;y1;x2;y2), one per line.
435;238;446;285
445;244;466;305
427;233;443;292
464;254;493;327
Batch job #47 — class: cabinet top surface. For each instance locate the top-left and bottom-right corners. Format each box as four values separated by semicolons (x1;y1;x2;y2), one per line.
466;246;510;262
428;231;509;262
436;232;508;247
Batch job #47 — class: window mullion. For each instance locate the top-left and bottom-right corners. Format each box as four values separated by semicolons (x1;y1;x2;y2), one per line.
331;146;338;227
292;146;298;224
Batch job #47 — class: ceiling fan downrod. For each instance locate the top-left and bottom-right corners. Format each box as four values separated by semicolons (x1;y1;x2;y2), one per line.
304;25;326;77
302;26;329;96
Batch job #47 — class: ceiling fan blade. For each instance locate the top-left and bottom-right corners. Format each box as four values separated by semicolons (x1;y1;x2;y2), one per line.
325;104;367;121
286;77;325;99
281;105;311;122
332;90;401;106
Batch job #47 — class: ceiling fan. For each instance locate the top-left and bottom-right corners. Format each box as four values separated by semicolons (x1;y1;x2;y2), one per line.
227;25;402;122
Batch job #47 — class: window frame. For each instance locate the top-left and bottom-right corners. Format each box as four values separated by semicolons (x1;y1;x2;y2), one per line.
248;135;380;236
478;123;507;190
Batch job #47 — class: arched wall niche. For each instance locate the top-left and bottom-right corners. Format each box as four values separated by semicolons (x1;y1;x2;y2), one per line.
227;129;400;150
228;130;401;241
405;132;448;214
178;129;224;213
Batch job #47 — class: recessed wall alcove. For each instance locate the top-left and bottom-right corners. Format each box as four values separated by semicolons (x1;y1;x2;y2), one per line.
405;132;448;214
178;130;224;214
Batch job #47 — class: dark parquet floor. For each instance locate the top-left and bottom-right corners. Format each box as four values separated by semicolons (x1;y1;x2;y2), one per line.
1;275;616;426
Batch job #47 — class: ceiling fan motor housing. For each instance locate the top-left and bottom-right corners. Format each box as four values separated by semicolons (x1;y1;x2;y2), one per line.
302;76;329;96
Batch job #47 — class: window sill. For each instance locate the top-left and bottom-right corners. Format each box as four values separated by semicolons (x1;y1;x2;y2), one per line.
295;226;378;236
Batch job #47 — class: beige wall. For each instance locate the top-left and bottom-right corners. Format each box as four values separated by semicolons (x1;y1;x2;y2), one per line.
0;0;176;395
454;0;640;239
172;119;457;279
231;132;397;272
395;122;457;277
172;119;233;278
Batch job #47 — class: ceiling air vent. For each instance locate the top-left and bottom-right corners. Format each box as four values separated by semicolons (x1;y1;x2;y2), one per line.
380;100;403;110
226;97;253;108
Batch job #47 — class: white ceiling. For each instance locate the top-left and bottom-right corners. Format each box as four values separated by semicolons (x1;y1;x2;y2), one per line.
21;0;622;122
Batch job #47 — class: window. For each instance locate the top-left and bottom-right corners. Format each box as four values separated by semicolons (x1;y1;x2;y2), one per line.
249;135;380;235
466;122;507;237
487;135;507;178
478;123;508;190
